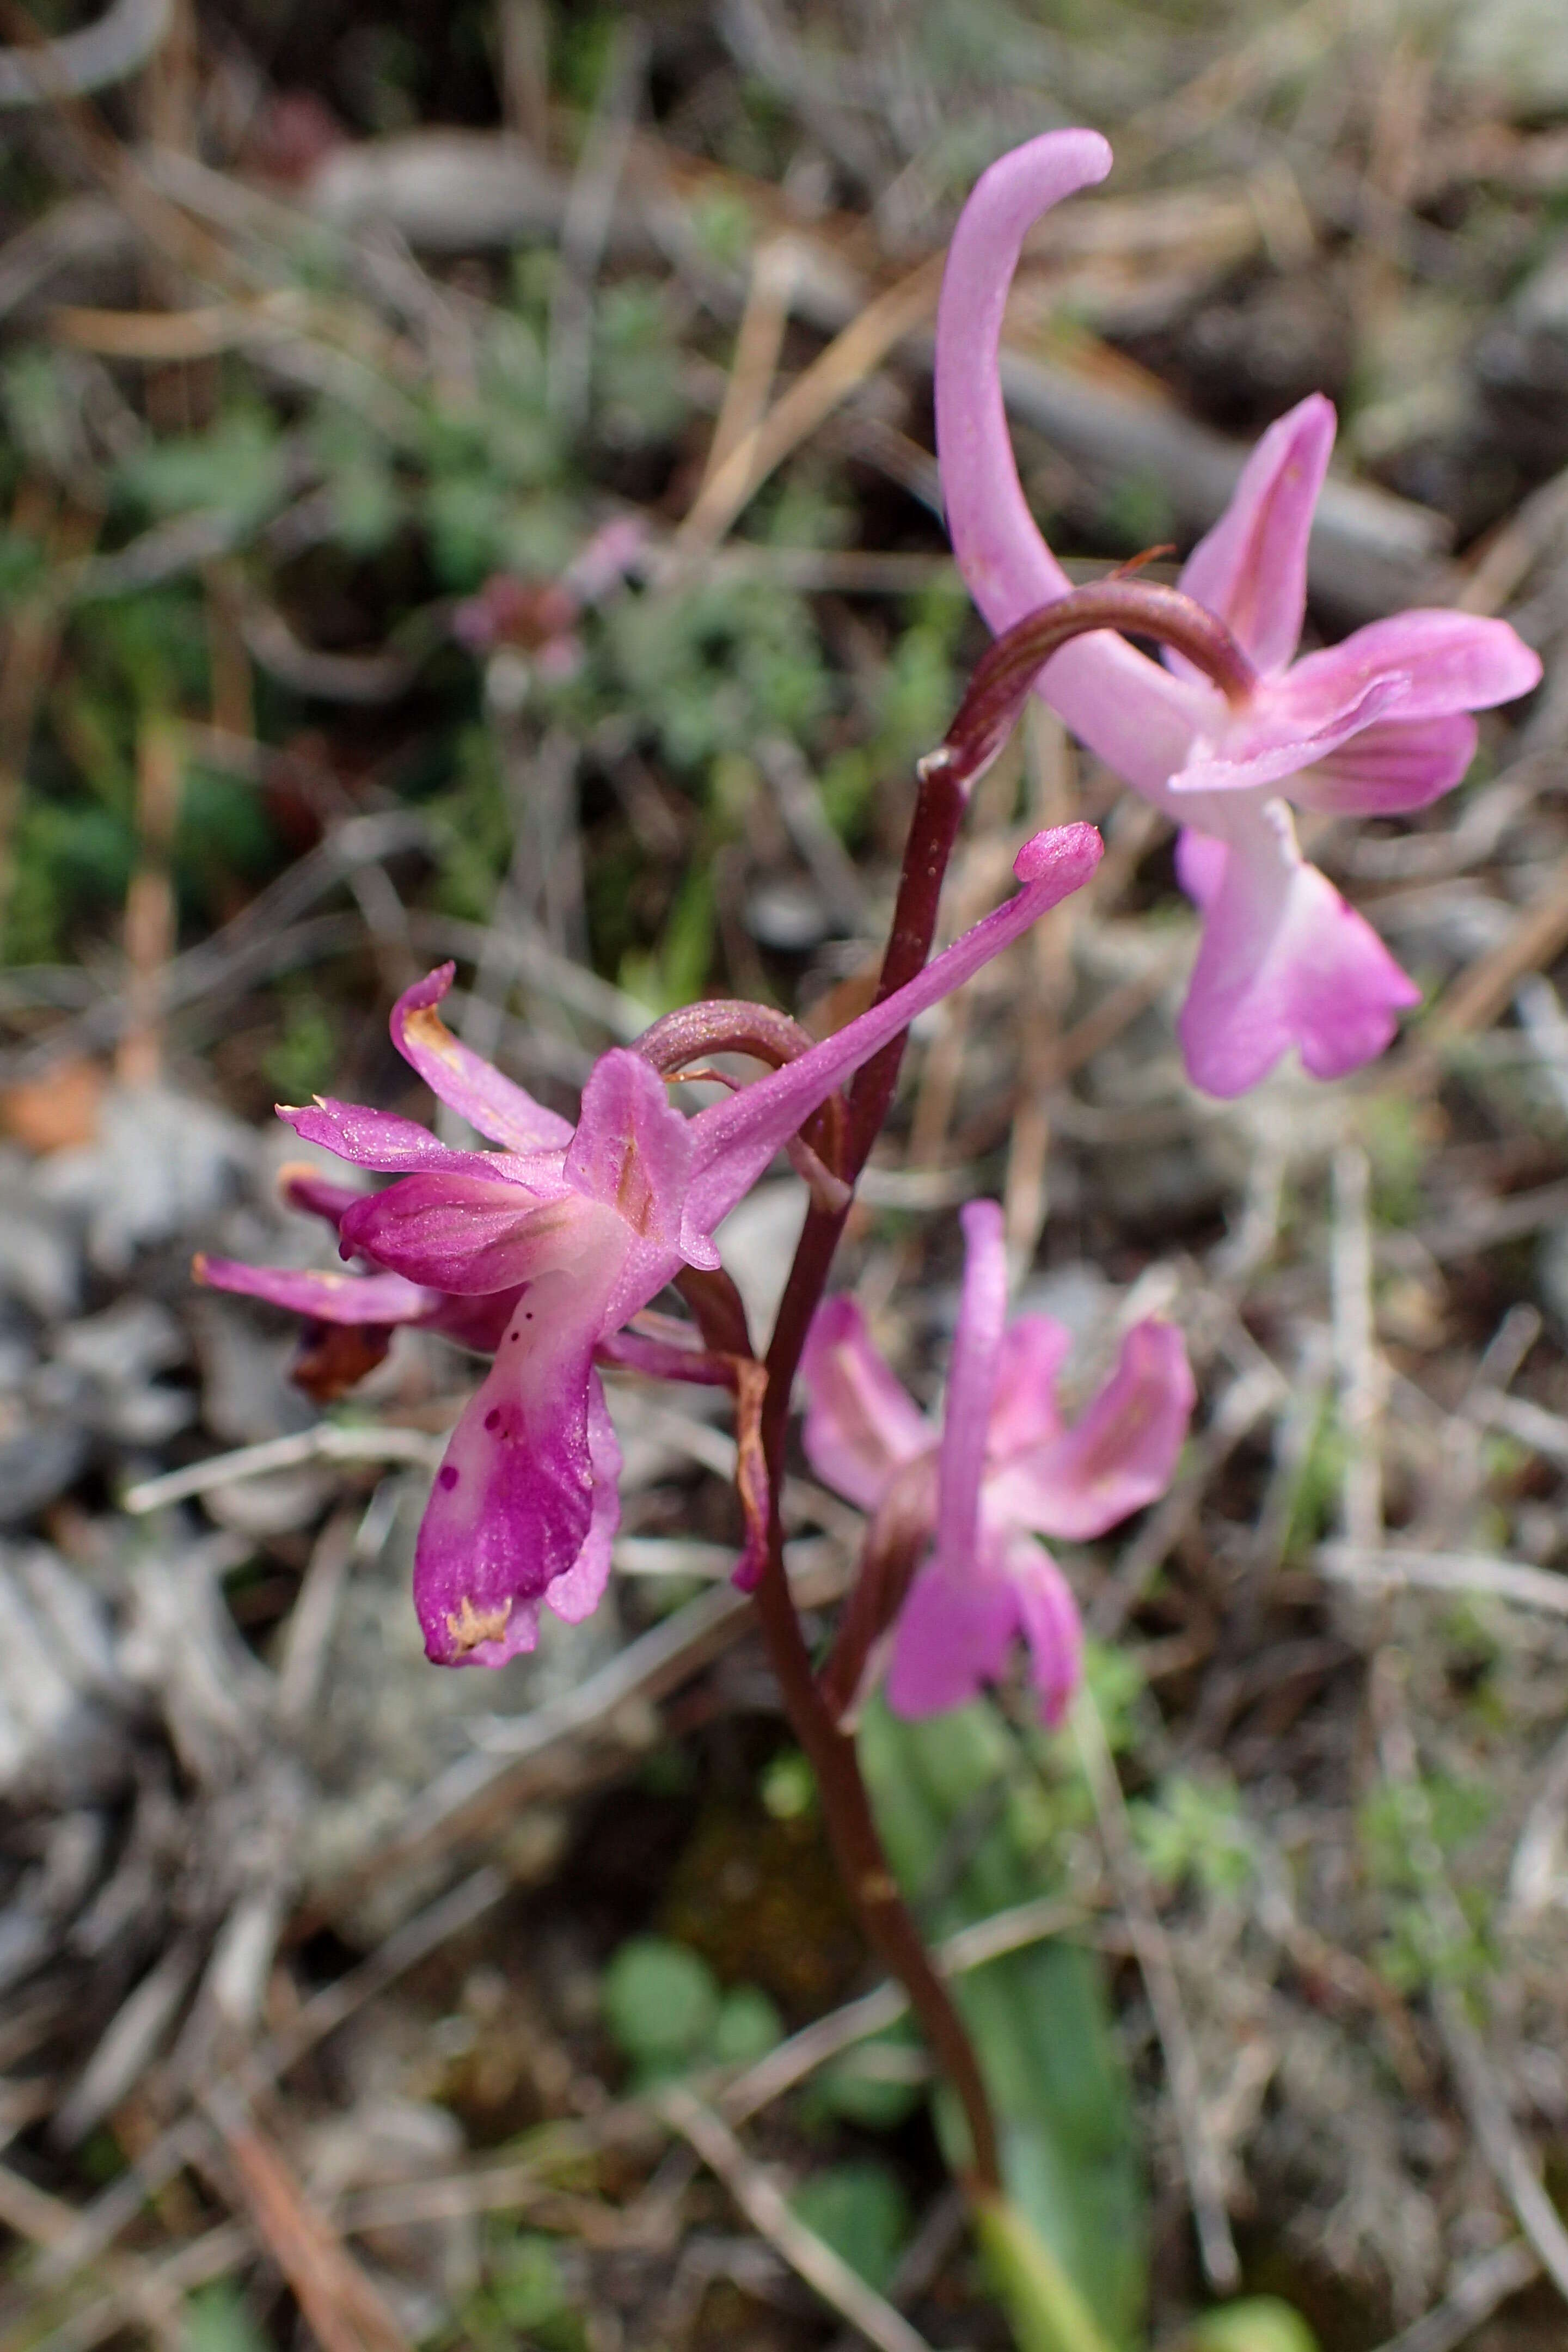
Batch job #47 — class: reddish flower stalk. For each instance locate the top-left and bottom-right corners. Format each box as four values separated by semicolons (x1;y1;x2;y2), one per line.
929;578;1258;794
740;578;1245;2191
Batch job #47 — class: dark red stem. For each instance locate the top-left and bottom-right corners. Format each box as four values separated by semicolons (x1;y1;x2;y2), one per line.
744;579;1253;2195
749;755;1007;2187
932;579;1254;793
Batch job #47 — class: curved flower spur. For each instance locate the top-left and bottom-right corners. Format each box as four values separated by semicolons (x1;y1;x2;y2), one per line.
198;824;1102;1669
935;128;1543;1095
801;1199;1193;1727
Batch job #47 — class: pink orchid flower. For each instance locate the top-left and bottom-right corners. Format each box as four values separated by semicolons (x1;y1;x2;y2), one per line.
801;1198;1193;1724
935;129;1543;1097
199;823;1102;1670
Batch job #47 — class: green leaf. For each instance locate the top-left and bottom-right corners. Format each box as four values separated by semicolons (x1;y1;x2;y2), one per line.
791;2160;911;2294
973;2194;1118;2352
1129;1772;1256;1900
262;996;338;1104
180;2284;269;2352
712;1984;784;2067
1184;2298;1320;2352
815;2027;927;2131
490;2233;573;2330
857;1697;1146;2350
600;1935;719;2071
118;412;288;536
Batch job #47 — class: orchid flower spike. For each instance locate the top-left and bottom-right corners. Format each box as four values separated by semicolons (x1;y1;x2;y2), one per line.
199;822;1102;1670
935;130;1543;1097
801;1199;1193;1723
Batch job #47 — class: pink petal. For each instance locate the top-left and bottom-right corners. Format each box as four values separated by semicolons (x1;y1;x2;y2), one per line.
1172;672;1407;798
1174;826;1227;910
987;1315;1072;1454
414;1205;630;1668
392;965;575;1151
565;1048;708;1281
935;1200;1008;1571
800;1295;930;1512
885;1549;1018;1718
340;1177;586;1295
1294;712;1477;816
541;1374;622;1625
283;1098;540;1180
1009;1540;1083;1727
1283;608;1541;724
1175;395;1334;676
1177;801;1420;1095
685;822;1103;1242
424;1285;528;1353
279;1166;363;1230
565;512;646;601
194;1255;436;1324
934;130;1202;797
989;1320;1193;1540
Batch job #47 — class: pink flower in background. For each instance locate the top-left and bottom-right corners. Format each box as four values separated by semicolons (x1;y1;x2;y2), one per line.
934;130;1542;1096
801;1199;1193;1723
452;515;647;679
200;825;1103;1669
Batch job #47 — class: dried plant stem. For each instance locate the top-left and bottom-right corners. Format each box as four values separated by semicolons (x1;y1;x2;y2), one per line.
117;718;183;1089
699;236;800;495
1371;1652;1568;2305
1370;2241;1539;2352
1073;1692;1241;2295
658;2086;934;2352
1332;1143;1385;1551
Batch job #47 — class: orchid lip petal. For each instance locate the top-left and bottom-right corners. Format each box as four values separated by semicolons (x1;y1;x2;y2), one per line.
414;1208;631;1668
540;1376;622;1628
886;1545;1018;1718
1177;803;1421;1094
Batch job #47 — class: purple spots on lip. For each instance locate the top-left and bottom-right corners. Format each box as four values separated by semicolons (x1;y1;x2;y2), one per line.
485;1408;500;1430
439;1464;460;1490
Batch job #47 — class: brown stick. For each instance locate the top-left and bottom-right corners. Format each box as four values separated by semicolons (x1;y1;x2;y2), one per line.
117;720;183;1088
